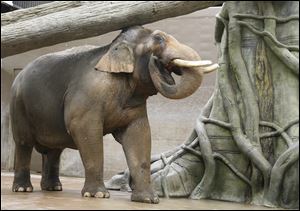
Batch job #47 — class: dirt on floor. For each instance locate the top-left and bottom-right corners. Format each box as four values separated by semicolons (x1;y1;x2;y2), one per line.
1;171;281;210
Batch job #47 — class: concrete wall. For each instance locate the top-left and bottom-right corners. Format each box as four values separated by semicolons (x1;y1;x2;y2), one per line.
1;7;221;180
1;70;15;170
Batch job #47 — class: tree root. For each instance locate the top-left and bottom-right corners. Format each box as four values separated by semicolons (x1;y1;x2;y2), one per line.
237;21;299;51
200;116;231;129
190;112;216;199
260;119;299;147
218;5;272;200
235;5;299;75
265;142;299;207
213;152;251;186
233;14;299;23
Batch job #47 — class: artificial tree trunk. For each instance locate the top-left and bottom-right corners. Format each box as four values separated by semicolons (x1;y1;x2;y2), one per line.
107;1;299;209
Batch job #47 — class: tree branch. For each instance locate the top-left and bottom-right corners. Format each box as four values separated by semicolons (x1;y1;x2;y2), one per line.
1;1;95;26
1;1;223;58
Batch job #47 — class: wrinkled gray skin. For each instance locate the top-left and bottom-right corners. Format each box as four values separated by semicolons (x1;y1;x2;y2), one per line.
10;26;206;203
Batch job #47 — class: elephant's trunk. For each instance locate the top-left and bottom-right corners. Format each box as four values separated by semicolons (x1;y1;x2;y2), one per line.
149;56;209;99
148;33;218;99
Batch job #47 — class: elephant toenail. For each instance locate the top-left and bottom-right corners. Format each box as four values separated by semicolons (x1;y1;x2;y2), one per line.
153;197;159;204
95;192;104;198
18;187;25;192
83;192;91;197
26;187;33;192
104;192;110;198
144;197;151;203
54;186;62;191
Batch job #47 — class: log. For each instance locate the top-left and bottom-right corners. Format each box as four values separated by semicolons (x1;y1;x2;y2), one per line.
1;1;94;26
1;1;223;58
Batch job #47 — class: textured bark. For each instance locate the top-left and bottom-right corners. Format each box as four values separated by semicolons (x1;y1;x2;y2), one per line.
1;1;89;26
1;1;222;58
107;1;299;209
255;40;275;165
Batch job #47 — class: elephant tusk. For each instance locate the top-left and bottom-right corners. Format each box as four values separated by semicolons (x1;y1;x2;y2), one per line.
202;63;219;74
172;59;212;67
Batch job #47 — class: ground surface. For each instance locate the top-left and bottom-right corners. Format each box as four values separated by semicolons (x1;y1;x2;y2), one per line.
1;171;281;210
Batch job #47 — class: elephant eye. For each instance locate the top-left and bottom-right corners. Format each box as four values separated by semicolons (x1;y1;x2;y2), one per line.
153;34;165;44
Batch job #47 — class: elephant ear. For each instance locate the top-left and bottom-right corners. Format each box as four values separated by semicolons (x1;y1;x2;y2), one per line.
95;42;135;73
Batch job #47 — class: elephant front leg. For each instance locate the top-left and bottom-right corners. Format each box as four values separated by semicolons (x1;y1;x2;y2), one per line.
116;116;159;204
69;116;109;198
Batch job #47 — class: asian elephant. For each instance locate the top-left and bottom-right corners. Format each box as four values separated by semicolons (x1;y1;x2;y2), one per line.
10;26;217;203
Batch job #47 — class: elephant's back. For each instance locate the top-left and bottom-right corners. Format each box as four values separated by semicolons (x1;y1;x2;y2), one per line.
15;45;106;104
19;45;105;86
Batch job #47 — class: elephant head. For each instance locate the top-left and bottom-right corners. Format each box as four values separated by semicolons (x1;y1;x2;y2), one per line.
95;26;218;99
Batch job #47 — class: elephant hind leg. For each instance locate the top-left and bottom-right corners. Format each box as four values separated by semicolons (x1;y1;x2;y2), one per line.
11;90;35;192
40;149;63;191
12;144;33;192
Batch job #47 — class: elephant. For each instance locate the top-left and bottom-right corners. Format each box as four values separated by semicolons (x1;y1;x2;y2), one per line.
10;25;217;203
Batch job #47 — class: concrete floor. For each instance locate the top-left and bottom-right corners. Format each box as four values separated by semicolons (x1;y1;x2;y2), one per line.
1;172;281;210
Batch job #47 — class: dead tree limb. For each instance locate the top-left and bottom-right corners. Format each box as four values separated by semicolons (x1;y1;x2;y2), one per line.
1;1;223;58
1;1;93;26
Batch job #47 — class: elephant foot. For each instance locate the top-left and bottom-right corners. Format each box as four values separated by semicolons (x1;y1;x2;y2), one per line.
131;189;159;204
12;181;33;192
81;185;110;198
12;170;33;192
41;178;62;191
